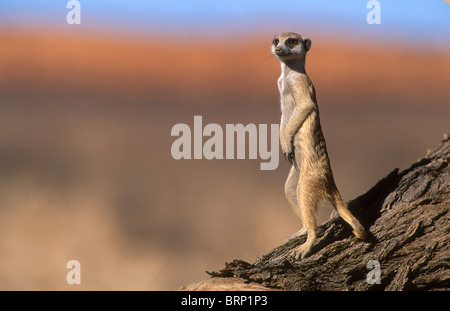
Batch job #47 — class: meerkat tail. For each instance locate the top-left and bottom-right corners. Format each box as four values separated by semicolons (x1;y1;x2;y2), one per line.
329;191;367;240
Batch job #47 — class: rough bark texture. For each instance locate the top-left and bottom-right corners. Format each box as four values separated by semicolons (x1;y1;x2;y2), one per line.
183;134;450;291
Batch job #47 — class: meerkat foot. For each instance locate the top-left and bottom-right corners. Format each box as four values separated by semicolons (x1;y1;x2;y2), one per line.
291;243;312;261
286;227;307;242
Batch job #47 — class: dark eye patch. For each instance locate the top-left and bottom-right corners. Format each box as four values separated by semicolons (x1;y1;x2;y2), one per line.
272;38;279;46
285;38;299;47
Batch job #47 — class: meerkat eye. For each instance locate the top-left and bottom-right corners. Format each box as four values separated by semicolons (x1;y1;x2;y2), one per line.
286;38;299;46
273;38;279;46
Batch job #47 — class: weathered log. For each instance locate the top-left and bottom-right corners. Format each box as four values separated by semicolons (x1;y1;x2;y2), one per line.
183;133;449;291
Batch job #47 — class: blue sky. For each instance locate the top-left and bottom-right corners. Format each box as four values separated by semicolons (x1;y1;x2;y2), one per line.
0;0;449;48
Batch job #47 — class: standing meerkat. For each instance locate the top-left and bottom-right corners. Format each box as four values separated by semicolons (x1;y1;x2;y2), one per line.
272;32;367;260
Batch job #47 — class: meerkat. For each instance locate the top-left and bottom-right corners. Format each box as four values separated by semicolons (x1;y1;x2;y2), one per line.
271;32;367;260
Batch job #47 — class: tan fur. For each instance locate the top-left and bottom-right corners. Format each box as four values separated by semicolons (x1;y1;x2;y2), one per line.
272;32;367;260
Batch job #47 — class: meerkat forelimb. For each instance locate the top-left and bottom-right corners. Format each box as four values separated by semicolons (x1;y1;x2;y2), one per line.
272;32;367;260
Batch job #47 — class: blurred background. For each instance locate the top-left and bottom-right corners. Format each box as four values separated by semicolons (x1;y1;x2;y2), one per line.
0;0;449;290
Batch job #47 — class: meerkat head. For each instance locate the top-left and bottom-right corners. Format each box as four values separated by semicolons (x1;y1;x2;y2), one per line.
271;32;311;63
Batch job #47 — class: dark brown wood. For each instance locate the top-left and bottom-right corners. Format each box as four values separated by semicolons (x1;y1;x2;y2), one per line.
205;134;450;291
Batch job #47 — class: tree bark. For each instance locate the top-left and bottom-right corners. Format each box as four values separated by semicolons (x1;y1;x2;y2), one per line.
182;133;449;291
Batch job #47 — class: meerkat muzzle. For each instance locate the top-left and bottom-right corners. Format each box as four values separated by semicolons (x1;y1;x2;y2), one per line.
275;48;290;57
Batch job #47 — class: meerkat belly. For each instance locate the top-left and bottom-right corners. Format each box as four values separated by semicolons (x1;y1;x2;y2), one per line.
297;112;329;171
280;93;296;120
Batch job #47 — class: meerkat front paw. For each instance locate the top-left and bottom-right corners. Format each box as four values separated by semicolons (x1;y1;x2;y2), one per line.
281;140;293;156
281;142;297;168
284;150;296;167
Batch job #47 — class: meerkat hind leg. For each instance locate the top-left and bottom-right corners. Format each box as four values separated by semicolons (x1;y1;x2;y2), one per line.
284;166;308;242
291;224;317;261
291;181;318;260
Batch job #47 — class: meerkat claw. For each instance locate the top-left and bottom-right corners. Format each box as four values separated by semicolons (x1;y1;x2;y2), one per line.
284;151;296;167
291;244;311;261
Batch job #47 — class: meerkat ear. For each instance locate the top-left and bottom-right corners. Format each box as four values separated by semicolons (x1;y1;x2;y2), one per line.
302;37;311;52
